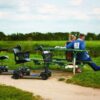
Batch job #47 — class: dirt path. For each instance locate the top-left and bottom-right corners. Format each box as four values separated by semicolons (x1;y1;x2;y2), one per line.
0;72;100;100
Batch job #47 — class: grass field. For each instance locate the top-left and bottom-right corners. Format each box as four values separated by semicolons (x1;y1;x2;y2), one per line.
0;41;100;88
0;85;42;100
0;41;100;56
0;41;100;49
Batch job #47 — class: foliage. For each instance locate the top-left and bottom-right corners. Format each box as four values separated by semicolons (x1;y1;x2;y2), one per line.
0;32;6;40
86;33;97;40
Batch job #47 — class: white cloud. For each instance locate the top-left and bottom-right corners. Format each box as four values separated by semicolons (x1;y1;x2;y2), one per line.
88;7;100;20
70;0;83;6
0;11;10;19
16;0;34;13
93;8;100;15
0;6;89;21
17;2;30;13
0;0;94;22
0;0;16;5
37;4;58;14
0;0;89;21
36;3;89;20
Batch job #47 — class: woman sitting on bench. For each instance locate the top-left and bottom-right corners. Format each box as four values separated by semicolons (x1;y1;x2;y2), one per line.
65;35;76;61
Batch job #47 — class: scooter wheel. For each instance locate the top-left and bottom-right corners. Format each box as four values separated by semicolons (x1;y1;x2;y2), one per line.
12;74;19;79
41;74;48;80
0;69;2;74
12;70;20;79
26;71;30;76
48;71;52;77
4;66;8;72
40;73;48;80
5;68;8;72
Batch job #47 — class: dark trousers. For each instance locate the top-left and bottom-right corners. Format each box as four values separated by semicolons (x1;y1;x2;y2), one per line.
77;57;100;71
86;57;100;71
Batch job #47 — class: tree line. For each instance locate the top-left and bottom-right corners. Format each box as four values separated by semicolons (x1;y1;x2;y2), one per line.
0;31;100;41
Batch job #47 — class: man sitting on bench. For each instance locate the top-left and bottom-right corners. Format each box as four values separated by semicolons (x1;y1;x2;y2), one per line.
66;34;100;71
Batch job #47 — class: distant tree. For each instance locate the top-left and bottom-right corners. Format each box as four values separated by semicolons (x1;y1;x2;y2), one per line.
9;33;18;40
0;31;99;41
97;33;100;40
70;31;80;39
86;33;96;40
0;32;6;40
17;33;26;40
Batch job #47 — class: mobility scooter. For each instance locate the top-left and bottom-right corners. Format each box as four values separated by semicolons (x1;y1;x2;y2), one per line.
12;45;52;80
0;48;13;75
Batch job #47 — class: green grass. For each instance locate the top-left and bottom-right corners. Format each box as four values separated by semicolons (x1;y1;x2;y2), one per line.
0;51;66;70
0;41;100;56
0;52;43;70
0;41;65;52
0;85;42;100
66;70;100;88
66;57;100;88
58;78;65;81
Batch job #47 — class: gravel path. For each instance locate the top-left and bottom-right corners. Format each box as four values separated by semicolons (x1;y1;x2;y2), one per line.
0;73;100;100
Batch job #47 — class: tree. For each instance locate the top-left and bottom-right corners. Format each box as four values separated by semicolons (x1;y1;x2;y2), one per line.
86;33;96;40
97;33;100;40
0;32;6;40
70;31;80;39
0;31;99;41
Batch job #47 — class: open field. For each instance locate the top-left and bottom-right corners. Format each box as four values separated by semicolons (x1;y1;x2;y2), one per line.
0;41;100;56
0;41;100;88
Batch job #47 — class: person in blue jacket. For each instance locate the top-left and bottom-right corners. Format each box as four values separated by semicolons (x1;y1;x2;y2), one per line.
66;34;100;71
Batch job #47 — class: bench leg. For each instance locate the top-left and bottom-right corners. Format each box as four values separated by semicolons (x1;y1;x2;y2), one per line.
73;55;76;75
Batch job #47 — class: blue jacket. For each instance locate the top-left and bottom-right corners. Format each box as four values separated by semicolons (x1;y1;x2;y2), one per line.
66;39;89;60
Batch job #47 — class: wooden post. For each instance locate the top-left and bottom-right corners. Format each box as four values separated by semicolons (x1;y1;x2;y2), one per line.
73;53;76;75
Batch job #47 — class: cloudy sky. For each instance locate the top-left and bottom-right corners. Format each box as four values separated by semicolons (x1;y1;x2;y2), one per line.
0;0;100;34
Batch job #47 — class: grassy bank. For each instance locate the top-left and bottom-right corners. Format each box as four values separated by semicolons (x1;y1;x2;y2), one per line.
66;57;100;88
0;85;42;100
66;70;100;88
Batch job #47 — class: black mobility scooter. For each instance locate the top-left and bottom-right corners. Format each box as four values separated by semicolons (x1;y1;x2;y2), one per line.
0;48;13;75
12;45;52;80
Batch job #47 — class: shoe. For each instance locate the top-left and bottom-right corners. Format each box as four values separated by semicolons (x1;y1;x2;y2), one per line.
76;67;82;73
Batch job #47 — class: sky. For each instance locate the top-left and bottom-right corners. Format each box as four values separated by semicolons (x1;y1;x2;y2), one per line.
0;0;100;34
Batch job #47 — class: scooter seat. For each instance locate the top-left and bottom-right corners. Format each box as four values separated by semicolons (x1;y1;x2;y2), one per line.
16;58;31;64
0;56;9;60
24;58;31;61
